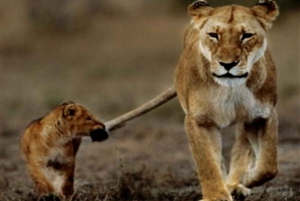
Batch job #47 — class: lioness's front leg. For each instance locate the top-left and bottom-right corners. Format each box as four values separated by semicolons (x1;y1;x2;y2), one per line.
243;110;278;188
185;115;232;201
226;124;252;197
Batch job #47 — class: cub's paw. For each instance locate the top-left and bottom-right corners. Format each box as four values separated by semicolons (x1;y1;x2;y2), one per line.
38;193;61;201
227;183;251;200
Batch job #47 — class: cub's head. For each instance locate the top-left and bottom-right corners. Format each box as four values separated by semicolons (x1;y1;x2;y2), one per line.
189;0;279;86
59;101;108;142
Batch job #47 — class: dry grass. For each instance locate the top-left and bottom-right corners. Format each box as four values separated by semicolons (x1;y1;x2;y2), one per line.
0;1;299;200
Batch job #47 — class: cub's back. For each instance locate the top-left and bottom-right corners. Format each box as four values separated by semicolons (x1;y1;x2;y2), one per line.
21;118;46;160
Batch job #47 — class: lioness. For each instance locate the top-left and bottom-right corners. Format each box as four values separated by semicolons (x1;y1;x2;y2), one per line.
21;101;108;198
175;0;279;200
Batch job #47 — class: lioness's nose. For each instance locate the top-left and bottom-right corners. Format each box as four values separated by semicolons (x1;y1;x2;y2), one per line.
219;61;239;71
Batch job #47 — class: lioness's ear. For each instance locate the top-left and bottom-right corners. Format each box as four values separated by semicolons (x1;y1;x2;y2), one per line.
252;0;279;29
63;103;77;118
188;0;213;17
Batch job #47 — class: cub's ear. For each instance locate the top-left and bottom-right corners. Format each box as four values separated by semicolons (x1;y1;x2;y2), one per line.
188;0;213;17
60;100;75;106
252;0;279;29
62;102;77;118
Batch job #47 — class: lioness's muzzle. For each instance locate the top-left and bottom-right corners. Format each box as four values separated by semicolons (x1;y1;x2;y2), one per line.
213;72;248;78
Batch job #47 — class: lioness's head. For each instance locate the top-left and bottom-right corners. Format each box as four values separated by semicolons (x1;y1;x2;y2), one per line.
189;0;279;86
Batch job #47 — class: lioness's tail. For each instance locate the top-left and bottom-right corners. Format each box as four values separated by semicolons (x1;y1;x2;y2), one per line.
105;87;176;131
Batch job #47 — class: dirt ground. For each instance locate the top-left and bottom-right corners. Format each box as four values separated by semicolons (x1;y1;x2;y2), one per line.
1;119;300;201
0;1;299;200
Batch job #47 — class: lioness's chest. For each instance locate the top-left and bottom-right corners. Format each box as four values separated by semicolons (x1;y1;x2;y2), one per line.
209;85;271;128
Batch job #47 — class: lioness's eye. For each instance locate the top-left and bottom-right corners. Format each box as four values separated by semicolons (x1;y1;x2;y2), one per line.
86;117;92;121
208;32;219;40
241;33;254;41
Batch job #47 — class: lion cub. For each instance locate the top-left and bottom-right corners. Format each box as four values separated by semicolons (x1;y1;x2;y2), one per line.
21;101;108;198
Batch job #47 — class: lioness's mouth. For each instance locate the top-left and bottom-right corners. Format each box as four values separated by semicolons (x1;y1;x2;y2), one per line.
213;72;248;79
90;129;109;142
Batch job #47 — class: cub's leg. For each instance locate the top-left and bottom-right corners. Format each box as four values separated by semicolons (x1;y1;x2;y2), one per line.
243;110;278;188
61;139;81;197
185;115;232;201
27;163;54;195
62;162;75;197
226;124;252;198
59;138;81;197
72;138;82;157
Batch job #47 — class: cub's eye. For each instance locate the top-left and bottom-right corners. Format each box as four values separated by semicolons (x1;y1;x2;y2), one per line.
86;117;92;121
208;32;219;40
241;33;254;41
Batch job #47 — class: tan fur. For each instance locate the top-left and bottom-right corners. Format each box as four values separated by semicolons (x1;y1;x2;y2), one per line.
174;1;279;200
21;101;107;198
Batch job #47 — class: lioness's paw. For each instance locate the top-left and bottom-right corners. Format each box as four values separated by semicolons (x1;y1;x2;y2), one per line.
227;183;251;199
200;198;232;201
199;199;232;201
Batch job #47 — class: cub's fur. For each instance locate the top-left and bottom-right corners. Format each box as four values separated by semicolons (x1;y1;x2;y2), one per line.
21;101;108;198
174;1;279;200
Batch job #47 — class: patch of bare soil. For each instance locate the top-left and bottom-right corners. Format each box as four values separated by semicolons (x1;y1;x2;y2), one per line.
0;119;299;201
